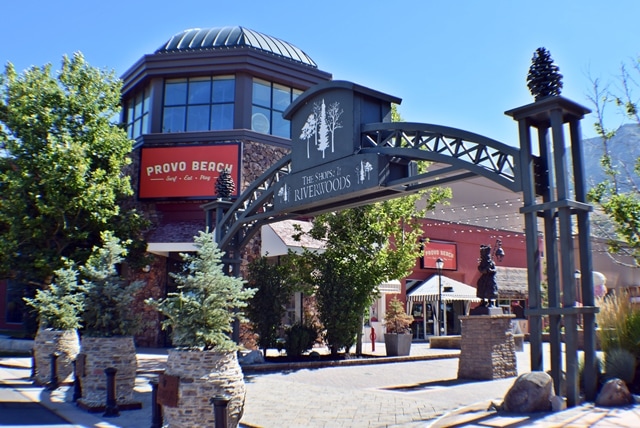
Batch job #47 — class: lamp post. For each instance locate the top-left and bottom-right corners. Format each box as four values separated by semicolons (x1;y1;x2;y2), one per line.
436;258;444;336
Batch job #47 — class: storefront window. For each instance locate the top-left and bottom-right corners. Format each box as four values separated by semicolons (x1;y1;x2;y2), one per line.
251;78;302;138
162;76;235;133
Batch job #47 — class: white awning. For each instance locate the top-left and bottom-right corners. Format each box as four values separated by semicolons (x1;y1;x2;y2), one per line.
378;279;401;294
147;242;198;257
407;275;481;302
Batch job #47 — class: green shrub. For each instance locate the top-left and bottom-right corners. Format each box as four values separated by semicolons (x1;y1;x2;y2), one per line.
596;292;640;359
285;323;318;357
604;347;637;384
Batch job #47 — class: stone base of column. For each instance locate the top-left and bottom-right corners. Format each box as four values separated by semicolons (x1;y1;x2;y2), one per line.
457;314;517;380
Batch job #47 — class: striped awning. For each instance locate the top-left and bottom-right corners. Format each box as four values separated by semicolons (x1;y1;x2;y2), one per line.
407;275;481;302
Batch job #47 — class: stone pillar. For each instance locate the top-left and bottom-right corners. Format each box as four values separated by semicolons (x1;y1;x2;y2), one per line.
458;314;517;380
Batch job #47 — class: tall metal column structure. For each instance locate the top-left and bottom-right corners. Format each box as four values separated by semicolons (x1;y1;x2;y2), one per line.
506;96;598;404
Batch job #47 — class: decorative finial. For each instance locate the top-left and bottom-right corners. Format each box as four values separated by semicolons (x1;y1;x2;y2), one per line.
215;169;235;198
527;47;563;101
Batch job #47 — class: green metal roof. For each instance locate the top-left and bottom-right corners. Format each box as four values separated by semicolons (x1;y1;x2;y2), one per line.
156;26;317;67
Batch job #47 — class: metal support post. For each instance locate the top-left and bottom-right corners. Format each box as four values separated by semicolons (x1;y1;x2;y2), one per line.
103;367;120;417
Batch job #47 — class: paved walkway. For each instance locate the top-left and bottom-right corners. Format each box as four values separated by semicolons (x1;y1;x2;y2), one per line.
0;341;639;427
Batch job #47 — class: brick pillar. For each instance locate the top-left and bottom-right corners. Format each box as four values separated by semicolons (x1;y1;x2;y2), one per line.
458;314;517;380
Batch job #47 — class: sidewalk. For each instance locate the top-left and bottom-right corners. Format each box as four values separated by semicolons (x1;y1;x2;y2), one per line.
0;341;638;427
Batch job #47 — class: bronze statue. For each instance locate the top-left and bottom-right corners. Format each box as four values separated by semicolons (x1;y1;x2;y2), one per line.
477;244;498;307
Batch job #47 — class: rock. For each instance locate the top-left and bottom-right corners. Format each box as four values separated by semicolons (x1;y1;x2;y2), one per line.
595;378;635;407
502;371;555;413
239;350;264;365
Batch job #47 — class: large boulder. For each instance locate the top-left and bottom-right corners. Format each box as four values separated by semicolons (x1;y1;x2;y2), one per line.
595;378;635;407
502;372;555;413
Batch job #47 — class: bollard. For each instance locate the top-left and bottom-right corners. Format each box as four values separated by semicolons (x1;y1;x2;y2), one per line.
45;352;59;391
210;395;230;428
150;377;163;428
103;367;120;417
30;349;36;380
72;360;82;402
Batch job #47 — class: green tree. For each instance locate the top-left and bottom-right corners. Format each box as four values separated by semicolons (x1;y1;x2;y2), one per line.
146;231;256;351
245;256;294;355
0;53;146;288
297;186;450;356
587;60;640;266
80;231;144;337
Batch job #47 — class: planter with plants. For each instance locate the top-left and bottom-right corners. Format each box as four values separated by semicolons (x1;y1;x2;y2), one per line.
384;296;414;357
146;231;256;428
75;232;144;411
24;267;84;386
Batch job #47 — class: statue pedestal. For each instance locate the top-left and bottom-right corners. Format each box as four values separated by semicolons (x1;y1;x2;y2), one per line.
457;314;517;380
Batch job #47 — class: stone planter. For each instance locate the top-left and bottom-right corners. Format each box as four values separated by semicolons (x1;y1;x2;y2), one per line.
33;328;80;386
162;349;246;428
76;336;139;410
384;333;412;356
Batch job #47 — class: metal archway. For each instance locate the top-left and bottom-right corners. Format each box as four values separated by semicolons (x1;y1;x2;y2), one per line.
205;95;598;407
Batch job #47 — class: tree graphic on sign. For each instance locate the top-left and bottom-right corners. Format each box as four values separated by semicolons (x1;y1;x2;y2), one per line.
278;183;289;202
300;113;316;158
326;101;343;153
356;160;373;184
317;100;330;158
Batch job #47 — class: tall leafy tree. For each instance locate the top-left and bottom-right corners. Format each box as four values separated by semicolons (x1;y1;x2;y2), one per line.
245;256;294;356
0;53;146;287
587;60;640;266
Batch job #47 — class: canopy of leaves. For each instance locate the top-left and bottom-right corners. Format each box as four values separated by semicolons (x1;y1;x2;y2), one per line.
80;231;144;337
245;256;293;353
146;231;256;351
294;187;449;354
0;53;145;285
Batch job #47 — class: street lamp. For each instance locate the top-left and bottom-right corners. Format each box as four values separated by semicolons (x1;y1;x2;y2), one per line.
436;258;444;336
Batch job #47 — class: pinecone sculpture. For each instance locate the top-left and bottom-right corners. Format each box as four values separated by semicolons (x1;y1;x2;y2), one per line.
215;169;236;198
527;47;563;101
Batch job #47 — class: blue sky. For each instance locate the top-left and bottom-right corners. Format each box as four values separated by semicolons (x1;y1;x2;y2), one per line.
2;1;639;146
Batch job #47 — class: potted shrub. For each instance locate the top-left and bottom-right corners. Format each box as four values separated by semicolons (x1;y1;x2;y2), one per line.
75;231;144;410
146;230;256;428
384;297;414;356
24;267;84;386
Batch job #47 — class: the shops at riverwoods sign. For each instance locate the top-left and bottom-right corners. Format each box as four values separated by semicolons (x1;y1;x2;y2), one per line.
275;81;415;214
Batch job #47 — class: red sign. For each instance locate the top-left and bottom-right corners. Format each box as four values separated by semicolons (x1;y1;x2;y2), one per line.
139;144;241;199
423;241;457;270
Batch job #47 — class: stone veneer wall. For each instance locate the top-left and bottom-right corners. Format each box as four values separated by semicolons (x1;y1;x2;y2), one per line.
77;336;137;407
33;328;80;385
457;314;517;380
163;349;246;428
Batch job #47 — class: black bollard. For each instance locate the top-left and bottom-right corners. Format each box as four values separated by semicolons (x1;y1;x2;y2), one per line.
211;395;230;428
103;367;120;417
150;377;162;428
30;349;36;380
72;360;82;402
45;352;59;391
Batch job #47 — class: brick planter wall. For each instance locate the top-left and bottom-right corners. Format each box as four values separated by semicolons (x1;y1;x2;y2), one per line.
163;349;246;428
76;336;137;408
33;328;80;385
457;314;517;380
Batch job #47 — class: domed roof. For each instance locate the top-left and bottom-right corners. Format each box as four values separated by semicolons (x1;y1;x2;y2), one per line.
156;26;317;67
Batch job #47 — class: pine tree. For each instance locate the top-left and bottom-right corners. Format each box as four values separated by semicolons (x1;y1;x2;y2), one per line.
146;231;256;351
215;169;236;198
527;47;563;101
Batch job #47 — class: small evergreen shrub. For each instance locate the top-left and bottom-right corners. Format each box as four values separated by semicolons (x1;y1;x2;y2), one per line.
284;323;318;357
604;347;637;385
80;231;144;337
146;231;256;351
384;296;414;334
24;267;86;331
